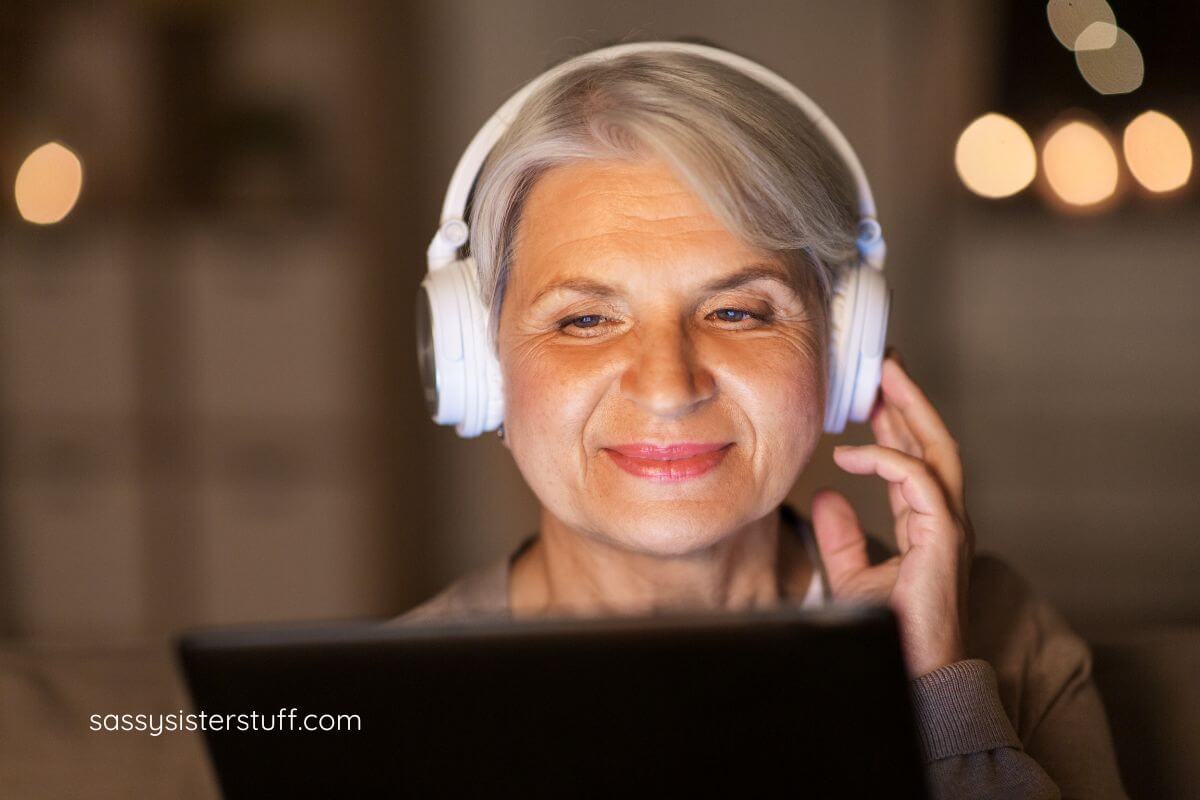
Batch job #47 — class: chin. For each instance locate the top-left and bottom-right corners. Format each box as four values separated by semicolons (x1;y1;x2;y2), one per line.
592;501;741;558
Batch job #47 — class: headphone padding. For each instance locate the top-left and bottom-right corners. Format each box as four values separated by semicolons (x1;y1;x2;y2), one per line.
824;263;890;434
847;269;890;425
456;258;495;437
824;264;857;434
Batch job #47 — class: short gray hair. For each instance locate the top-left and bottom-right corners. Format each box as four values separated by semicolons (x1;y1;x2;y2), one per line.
467;45;861;353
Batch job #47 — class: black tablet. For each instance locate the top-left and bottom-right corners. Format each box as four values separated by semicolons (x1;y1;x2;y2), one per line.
177;604;928;798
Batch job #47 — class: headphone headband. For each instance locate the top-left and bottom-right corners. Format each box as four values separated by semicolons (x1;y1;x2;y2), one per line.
427;40;886;271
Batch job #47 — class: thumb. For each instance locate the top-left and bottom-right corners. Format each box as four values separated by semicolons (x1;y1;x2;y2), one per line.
810;488;869;591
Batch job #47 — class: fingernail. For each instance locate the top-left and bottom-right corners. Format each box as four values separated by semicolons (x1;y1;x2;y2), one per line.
885;345;905;368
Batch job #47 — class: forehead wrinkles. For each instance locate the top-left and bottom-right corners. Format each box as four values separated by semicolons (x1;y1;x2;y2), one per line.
516;163;761;285
545;177;711;232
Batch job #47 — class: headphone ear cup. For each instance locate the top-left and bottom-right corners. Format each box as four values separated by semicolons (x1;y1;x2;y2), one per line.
824;263;890;434
458;256;504;438
846;268;889;425
482;317;505;433
824;264;855;434
418;257;503;438
484;362;505;432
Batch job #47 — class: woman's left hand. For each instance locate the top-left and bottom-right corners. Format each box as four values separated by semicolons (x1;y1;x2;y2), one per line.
811;348;975;679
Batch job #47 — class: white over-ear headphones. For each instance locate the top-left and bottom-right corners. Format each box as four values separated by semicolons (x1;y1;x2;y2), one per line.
417;40;890;438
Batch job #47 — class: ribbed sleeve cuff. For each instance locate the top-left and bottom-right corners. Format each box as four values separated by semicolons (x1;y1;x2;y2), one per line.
909;658;1022;763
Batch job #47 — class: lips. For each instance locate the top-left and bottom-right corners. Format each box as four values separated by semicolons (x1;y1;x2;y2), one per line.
602;442;733;482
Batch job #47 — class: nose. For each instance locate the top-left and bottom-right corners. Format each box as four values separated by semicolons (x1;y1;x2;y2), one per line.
619;319;716;420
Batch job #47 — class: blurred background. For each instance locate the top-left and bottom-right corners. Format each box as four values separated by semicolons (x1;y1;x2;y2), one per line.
4;0;1197;641
2;1;1200;796
0;0;1198;794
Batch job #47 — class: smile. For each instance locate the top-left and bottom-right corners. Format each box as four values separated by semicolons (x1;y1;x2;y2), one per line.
602;442;733;482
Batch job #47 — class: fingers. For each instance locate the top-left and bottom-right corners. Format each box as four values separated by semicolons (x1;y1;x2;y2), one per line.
832;444;958;552
869;389;921;460
809;488;869;592
868;395;918;531
878;353;966;519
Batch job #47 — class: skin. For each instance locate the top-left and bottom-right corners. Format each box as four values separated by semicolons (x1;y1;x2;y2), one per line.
495;155;973;678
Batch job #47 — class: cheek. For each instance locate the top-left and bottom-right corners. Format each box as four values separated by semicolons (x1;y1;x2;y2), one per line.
720;331;826;469
747;348;823;428
501;339;606;464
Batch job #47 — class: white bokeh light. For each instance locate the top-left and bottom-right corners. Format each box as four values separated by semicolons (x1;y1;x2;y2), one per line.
955;113;1038;199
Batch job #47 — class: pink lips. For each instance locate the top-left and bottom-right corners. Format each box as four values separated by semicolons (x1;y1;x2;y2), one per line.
603;442;733;482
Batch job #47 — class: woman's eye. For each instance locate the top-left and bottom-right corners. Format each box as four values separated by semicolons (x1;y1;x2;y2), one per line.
710;308;766;324
558;314;612;336
556;314;604;331
569;314;604;328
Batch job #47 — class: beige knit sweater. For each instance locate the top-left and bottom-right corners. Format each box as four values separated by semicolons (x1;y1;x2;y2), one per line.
392;503;1129;799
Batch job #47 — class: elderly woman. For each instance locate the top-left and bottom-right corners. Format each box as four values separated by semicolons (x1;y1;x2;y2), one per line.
399;42;1127;799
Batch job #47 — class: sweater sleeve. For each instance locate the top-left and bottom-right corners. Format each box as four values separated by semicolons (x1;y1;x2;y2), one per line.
912;659;1061;798
906;555;1130;800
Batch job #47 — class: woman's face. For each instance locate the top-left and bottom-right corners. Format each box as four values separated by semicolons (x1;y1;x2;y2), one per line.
496;156;827;556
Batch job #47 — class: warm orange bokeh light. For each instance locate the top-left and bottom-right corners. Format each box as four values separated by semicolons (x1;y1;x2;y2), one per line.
1123;110;1193;193
14;141;84;224
954;113;1037;199
1042;121;1119;207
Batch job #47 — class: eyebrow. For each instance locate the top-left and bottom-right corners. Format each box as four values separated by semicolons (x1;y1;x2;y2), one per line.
701;263;800;295
529;262;800;307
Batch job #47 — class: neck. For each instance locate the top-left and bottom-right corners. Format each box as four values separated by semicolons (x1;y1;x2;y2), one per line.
510;505;811;618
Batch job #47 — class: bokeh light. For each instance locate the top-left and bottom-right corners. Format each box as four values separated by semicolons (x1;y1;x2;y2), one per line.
1075;27;1144;94
1042;120;1119;207
954;113;1037;199
1046;0;1116;51
1073;21;1118;52
1123;111;1193;193
14;141;84;224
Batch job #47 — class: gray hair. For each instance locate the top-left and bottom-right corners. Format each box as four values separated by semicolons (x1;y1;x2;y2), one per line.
467;46;861;354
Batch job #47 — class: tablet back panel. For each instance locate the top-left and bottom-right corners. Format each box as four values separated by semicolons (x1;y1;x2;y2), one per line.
178;606;928;798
